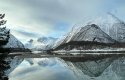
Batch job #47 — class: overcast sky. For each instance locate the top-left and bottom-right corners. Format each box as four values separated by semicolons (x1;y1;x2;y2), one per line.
1;0;125;43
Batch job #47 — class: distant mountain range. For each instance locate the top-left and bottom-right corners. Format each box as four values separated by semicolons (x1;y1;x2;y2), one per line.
1;13;124;51
23;13;125;51
25;37;57;51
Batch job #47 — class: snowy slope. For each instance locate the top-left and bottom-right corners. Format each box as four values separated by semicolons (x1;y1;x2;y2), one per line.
54;24;116;49
89;13;125;42
68;24;115;43
54;13;125;49
2;34;24;48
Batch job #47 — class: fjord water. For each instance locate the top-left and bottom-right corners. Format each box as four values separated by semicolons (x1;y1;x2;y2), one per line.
8;53;125;80
9;58;78;80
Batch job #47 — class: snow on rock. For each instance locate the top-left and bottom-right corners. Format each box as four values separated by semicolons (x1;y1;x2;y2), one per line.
2;34;24;48
89;13;125;42
54;24;116;49
54;13;125;49
68;24;115;43
53;25;82;49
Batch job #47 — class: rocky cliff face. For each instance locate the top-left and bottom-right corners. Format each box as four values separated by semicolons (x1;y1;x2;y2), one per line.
67;24;115;43
89;13;125;43
54;24;116;50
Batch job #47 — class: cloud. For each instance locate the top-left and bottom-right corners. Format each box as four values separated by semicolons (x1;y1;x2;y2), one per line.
16;31;35;37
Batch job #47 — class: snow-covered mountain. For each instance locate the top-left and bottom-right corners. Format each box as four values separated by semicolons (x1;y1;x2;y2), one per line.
54;13;125;49
2;34;24;48
53;24;116;50
89;13;125;42
25;37;57;50
68;24;115;43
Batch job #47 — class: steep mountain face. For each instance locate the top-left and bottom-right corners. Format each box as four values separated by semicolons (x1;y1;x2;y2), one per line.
25;37;57;50
68;24;115;43
54;13;125;49
89;13;125;42
54;24;116;50
2;34;24;48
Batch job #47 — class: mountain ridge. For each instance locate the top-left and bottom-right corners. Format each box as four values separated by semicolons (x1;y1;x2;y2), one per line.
54;13;125;50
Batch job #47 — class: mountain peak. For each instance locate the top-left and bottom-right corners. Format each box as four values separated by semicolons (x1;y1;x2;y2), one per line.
69;24;115;43
88;13;125;42
89;13;123;27
90;24;100;29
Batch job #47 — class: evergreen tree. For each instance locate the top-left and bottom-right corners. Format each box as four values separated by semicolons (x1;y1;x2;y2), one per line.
0;13;10;80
